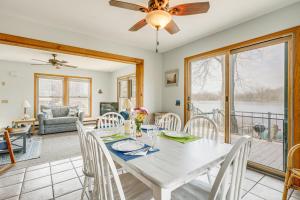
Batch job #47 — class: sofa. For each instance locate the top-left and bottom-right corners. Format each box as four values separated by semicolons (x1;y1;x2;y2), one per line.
38;105;84;134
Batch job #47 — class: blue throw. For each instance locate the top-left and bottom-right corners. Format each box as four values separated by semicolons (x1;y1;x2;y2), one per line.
105;138;159;161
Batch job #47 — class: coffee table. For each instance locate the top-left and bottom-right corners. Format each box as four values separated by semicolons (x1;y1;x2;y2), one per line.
0;125;31;153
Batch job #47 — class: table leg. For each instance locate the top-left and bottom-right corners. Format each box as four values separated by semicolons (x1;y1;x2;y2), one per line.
153;185;171;200
4;131;16;164
23;133;26;153
32;121;35;135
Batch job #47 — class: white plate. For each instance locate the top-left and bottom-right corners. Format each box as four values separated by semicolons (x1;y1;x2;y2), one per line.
141;125;157;130
111;140;145;152
164;131;190;138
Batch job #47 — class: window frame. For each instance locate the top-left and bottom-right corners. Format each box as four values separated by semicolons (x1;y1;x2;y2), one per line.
34;73;92;117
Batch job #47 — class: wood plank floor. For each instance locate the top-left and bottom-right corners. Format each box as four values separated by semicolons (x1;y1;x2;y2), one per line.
232;135;283;170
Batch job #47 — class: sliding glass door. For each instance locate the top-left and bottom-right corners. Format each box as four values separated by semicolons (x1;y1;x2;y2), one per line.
230;41;289;171
186;36;292;174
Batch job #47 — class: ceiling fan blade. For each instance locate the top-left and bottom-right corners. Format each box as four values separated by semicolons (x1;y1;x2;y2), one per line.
165;19;180;34
169;2;210;16
31;64;52;66
109;0;148;12
129;19;147;31
32;59;49;63
60;64;78;69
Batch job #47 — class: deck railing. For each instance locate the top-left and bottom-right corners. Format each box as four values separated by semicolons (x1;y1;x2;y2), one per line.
190;106;286;143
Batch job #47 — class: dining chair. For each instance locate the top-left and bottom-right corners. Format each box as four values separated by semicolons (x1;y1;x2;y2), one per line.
184;115;219;141
76;121;94;200
184;115;219;184
99;112;125;129
85;131;152;200
282;143;300;200
158;113;182;131
172;136;252;200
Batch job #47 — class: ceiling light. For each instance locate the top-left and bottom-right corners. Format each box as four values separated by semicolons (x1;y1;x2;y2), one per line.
146;10;172;29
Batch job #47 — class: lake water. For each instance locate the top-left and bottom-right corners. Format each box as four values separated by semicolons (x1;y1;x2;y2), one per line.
193;100;284;114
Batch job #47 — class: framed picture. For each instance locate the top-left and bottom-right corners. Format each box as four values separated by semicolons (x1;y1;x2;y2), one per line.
165;69;179;87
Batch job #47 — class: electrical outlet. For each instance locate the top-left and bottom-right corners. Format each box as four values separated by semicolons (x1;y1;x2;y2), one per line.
1;100;8;104
1;81;5;86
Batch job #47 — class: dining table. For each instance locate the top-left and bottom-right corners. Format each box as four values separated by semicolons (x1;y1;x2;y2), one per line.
93;128;232;200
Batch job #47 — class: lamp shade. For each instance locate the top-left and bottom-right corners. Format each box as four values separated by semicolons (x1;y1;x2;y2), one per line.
123;99;132;110
146;10;172;29
23;100;31;108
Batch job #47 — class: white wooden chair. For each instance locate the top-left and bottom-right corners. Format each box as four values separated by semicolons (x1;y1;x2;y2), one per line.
172;136;252;200
76;121;94;200
99;112;125;129
158;113;182;131
86;131;152;200
184;115;219;184
184;115;219;141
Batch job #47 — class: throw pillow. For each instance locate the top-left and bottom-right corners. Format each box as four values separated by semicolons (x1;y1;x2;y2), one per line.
42;109;53;119
68;107;78;117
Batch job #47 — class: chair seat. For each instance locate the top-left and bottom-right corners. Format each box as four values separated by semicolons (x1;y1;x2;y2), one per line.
116;173;153;200
115;173;212;200
172;179;211;200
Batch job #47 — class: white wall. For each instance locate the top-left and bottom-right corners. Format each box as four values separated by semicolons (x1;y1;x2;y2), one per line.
111;65;136;101
162;2;300;121
0;60;113;127
0;13;163;115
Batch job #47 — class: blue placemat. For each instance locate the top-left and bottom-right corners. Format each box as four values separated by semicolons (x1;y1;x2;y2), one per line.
105;138;159;161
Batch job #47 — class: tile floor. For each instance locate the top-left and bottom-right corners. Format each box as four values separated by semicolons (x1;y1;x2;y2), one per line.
0;156;299;200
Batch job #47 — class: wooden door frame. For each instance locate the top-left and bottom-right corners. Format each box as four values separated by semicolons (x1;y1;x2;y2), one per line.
0;33;144;111
184;26;300;177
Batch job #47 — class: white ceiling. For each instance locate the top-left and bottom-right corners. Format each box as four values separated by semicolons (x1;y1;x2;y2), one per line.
0;0;299;52
0;44;133;72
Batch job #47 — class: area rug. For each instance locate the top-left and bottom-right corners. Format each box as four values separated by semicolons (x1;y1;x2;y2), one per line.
0;137;42;165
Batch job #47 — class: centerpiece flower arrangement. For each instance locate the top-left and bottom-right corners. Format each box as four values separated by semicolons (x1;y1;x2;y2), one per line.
134;107;148;137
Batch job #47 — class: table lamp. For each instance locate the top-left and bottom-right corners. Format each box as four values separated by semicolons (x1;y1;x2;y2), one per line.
123;99;132;112
23;100;31;119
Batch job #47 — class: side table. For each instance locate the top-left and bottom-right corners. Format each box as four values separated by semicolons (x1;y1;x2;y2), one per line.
12;118;36;135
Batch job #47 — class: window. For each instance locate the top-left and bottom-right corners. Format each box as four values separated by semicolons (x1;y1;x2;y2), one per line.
38;77;64;109
35;74;92;116
68;78;90;116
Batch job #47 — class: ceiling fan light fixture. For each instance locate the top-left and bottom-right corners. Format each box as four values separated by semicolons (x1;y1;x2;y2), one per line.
145;10;172;29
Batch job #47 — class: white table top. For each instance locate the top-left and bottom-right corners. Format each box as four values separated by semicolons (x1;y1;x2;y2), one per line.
108;134;232;189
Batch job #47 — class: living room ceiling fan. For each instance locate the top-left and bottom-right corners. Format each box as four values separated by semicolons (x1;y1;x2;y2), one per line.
31;54;78;69
109;0;210;52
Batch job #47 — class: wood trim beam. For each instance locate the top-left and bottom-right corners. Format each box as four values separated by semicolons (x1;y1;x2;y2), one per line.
0;33;144;116
293;27;300;183
0;33;143;64
136;62;144;107
185;26;300;61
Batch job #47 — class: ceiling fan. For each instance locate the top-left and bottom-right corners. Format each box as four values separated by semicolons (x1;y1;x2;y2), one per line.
31;54;78;69
109;0;210;34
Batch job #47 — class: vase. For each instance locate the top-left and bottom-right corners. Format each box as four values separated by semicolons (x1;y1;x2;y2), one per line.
135;121;143;137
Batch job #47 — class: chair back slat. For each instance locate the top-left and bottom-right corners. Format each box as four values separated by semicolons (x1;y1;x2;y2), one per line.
209;136;252;200
184;115;218;141
99;112;125;129
76;121;93;176
87;131;125;200
158;113;181;131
